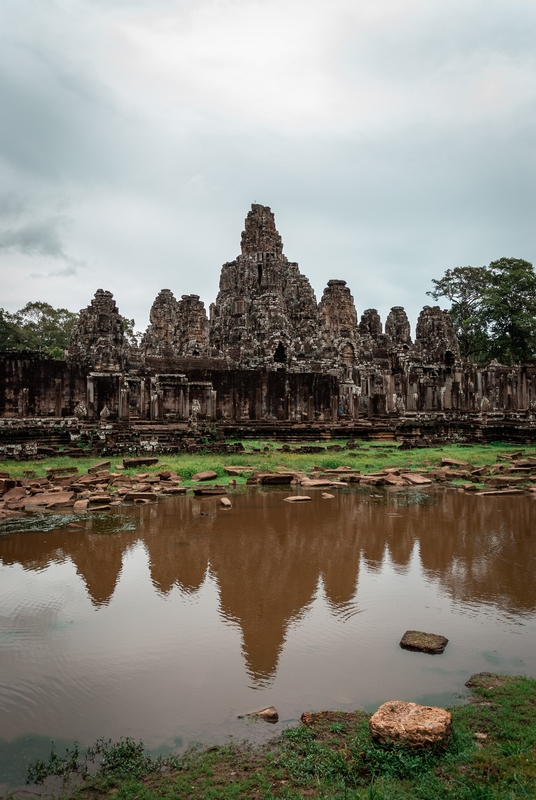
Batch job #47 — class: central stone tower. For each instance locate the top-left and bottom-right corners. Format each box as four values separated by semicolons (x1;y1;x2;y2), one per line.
209;204;321;368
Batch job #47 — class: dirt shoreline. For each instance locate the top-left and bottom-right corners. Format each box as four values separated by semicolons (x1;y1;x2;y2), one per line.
6;672;535;800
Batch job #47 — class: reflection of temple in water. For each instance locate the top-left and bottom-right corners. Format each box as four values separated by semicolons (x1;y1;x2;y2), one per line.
1;491;535;684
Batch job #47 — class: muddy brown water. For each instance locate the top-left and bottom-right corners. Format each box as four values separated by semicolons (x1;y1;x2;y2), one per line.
0;486;535;785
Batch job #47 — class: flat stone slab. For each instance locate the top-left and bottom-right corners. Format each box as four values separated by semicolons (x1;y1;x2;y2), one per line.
369;701;452;747
191;470;218;482
475;489;524;496
400;473;433;485
25;491;75;507
192;486;227;496
88;461;111;474
258;473;294;485
400;630;449;654
46;466;79;476
123;491;158;501
484;476;525;486
284;495;312;502
440;458;470;468
123;458;159;469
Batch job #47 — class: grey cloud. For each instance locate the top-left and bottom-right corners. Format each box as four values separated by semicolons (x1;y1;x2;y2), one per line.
0;192;83;277
1;217;67;258
0;0;534;335
29;265;79;279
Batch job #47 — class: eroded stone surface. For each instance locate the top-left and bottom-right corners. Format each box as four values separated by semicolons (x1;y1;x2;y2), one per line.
400;630;449;654
369;701;452;747
68;290;129;370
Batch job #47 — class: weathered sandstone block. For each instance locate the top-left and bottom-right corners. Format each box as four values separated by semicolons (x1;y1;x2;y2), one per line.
369;701;452;747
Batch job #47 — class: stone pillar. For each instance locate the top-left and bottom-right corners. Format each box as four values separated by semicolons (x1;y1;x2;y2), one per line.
20;388;28;417
87;376;95;419
206;386;213;419
139;380;146;418
331;394;339;421
118;380;129;421
150;378;163;420
255;388;262;420
54;379;62;417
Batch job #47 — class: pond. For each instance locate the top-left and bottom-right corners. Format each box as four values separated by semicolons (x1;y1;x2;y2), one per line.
1;486;535;786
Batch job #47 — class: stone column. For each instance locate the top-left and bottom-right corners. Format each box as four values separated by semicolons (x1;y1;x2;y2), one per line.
118;380;130;421
54;379;62;417
20;388;28;418
87;376;95;419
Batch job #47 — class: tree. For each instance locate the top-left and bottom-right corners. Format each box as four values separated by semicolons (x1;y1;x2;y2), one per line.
427;266;491;361
0;308;25;350
481;258;536;364
0;302;77;358
428;257;536;364
123;317;142;347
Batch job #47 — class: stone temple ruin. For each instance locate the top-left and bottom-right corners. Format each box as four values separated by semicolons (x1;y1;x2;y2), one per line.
1;204;536;454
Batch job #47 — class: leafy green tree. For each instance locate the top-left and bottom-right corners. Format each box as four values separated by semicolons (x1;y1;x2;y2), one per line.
428;257;536;364
123;317;142;347
0;308;25;350
481;258;536;364
427;266;491;361
0;302;77;358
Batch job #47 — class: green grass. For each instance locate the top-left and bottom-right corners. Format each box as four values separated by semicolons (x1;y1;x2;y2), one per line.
24;674;536;799
2;441;536;488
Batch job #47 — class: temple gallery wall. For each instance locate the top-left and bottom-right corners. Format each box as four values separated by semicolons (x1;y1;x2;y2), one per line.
1;204;536;444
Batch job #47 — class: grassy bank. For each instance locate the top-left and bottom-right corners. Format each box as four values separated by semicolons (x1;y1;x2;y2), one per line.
2;441;536;487
25;674;536;799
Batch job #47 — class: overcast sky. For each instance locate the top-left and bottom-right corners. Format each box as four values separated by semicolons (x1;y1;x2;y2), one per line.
1;0;535;334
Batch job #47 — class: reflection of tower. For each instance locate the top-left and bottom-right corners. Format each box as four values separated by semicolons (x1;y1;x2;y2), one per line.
0;519;138;607
144;501;211;595
209;493;362;685
70;534;131;606
2;492;535;688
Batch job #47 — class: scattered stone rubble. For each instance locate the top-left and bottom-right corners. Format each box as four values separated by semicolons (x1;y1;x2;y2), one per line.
1;448;535;521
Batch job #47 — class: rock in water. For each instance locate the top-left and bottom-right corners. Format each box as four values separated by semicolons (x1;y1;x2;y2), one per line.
239;706;279;723
400;630;449;654
284;495;312;502
369;701;452;748
220;497;232;508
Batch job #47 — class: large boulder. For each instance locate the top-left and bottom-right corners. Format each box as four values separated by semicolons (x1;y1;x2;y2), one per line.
369;701;452;748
